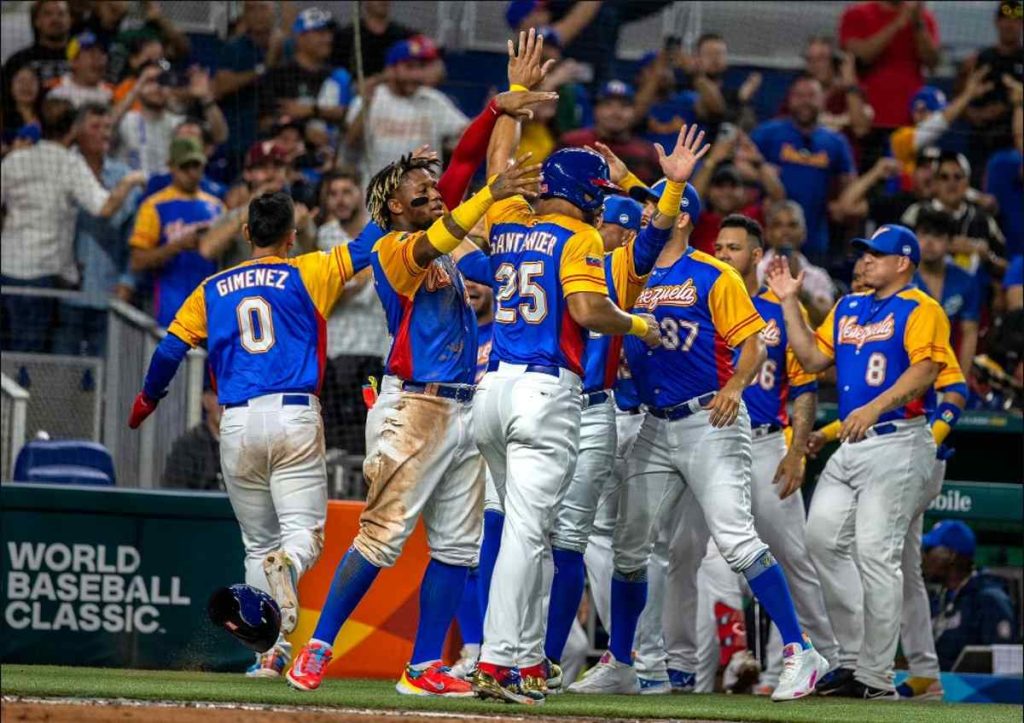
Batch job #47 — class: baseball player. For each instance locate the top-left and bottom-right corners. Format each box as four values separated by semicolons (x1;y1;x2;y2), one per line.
804;255;968;701
284;150;542;695
543;130;709;682
570;182;828;702
128;191;382;676
765;224;951;699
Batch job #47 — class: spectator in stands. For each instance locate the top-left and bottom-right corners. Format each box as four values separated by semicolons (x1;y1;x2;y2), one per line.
315;169;388;453
838;0;939;130
963;1;1023;173
117;62;227;177
837;149;937;229
331;0;414;78
214;0;286;172
69;0;129;53
101;0;191;82
750;75;856;263
688;33;762;135
560;80;660;184
47;31;113;108
1006;254;1023;310
633;47;722;154
913;208;980;375
922;520;1019;671
346;37;468;178
53;102;140;356
257;8;347;133
756;200;836;324
2;66;43;154
902;152;1007;279
1;98;144;352
143;118;228;201
161;389;223;490
985;75;1023;259
111;36;164;110
797;38;874;144
1;0;72;91
128;136;225;327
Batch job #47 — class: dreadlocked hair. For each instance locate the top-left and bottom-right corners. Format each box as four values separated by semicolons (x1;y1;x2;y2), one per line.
366;153;441;229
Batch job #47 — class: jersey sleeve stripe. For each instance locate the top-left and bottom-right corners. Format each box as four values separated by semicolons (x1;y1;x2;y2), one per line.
723;312;764;347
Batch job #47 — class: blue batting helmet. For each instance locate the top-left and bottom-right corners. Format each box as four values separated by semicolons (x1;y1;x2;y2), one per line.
208;584;282;653
540;147;622;213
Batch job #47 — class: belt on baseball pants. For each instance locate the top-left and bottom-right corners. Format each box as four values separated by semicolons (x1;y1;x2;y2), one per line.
865;422;898;438
401;381;475;402
224;393;311;409
648;392;717;421
752;423;783;438
618;406;643;415
487;360;561;377
582;390;610;408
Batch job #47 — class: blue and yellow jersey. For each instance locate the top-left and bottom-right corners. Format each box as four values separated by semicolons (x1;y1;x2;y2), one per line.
613;349;641;411
625;247;766;409
484;196;608;377
130;186;225;327
583;242;647;392
476;320;494;383
741;289;818;427
815;286;951;423
166;246;356;405
370;230;477;384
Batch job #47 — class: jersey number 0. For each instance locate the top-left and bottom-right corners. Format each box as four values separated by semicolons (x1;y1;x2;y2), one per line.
236;297;276;353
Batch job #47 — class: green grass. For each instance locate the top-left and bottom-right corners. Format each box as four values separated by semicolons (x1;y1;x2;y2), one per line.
1;665;1021;723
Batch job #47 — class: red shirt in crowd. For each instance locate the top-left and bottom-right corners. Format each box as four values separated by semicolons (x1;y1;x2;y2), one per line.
689;204;766;256
839;1;939;128
559;128;662;185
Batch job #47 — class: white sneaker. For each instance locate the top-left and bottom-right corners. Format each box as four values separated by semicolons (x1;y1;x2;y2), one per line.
245;645;289;678
448;645;479;680
263;550;299;634
772;643;829;701
567;652;640;695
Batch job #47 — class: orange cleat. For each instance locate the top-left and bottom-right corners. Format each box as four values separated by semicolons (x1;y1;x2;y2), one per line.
395;661;475;697
286;641;332;692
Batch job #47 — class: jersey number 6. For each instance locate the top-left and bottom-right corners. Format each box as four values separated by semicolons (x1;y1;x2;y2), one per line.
494;261;548;324
237;297;276;353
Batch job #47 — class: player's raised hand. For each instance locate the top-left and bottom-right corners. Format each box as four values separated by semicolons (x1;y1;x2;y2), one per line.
773;449;806;499
656;123;709;184
764;255;804;302
507;28;556;90
494;89;559;120
489;152;543;200
840;403;881;444
589;142;628;184
636;313;661;348
703;386;742;428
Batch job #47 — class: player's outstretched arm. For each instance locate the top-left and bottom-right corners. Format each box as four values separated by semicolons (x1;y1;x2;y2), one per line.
566;293;661;347
764;256;833;373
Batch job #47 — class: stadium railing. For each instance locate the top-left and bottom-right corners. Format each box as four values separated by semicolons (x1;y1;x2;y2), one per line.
0;372;29;481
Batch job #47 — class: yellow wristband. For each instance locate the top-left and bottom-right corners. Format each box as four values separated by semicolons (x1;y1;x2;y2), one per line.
819;419;841;443
932;419;951;445
628;314;649;338
657;179;684;217
509;84;528;92
620;171;645;192
451;186;495;233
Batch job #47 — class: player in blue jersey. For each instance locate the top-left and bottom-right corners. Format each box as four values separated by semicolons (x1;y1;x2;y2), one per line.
575;168;829;701
766;224;951;699
128;191;381;676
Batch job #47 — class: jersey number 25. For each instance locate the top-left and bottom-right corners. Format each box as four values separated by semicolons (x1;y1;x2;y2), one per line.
237;297;276;353
495;261;548;324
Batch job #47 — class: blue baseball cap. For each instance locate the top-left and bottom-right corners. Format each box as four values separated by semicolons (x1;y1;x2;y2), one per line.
67;31;103;60
910;86;947;114
386;36;441;67
649;178;702;227
293;7;332;35
602;197;643;232
597;80;635;103
506;0;544;29
922;520;976;557
852;224;920;266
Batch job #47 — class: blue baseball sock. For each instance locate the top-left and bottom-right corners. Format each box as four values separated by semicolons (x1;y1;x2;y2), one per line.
544;547;585;662
477;509;504;620
743;551;806;648
311;547;380;647
455;568;482;646
609;570;647;665
410;559;469;665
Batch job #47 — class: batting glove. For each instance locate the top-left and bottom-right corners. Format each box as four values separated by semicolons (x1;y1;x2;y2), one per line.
128;392;160;429
936;444;956;461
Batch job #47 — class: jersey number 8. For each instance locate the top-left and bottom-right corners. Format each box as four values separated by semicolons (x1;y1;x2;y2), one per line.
495;261;548;324
865;351;886;386
237;297;276;353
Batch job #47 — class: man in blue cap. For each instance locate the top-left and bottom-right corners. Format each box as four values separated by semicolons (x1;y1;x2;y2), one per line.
766;224;955;699
923;520;1019;671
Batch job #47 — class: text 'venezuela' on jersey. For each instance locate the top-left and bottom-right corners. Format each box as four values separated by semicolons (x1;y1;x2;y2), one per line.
483;196;609;377
370;229;479;385
582;242;648;393
624;247;767;409
740;288;818;428
166;244;356;405
814;285;951;423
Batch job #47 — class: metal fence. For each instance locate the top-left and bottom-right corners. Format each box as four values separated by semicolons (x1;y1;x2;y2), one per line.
0;353;104;441
1;373;29;481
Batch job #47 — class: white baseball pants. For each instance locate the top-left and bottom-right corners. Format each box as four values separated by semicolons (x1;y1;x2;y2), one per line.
474;363;583;667
805;418;935;691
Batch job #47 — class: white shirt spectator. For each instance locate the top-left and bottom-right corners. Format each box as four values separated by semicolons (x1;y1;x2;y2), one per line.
757;249;836;312
116;108;185;176
1;141;109;284
346;84;468;178
47;74;113;108
316;221;390;359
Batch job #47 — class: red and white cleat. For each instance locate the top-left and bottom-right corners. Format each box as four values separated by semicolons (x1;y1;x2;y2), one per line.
396;661;475;697
286;641;332;692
